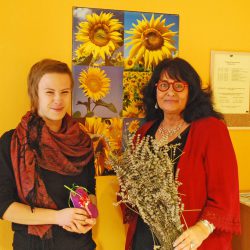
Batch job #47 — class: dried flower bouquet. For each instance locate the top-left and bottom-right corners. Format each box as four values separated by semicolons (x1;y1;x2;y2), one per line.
109;134;184;250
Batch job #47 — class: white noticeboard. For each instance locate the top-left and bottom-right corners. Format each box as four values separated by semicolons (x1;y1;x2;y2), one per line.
211;51;250;128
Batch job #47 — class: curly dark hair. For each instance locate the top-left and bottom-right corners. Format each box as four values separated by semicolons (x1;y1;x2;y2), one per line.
143;57;223;122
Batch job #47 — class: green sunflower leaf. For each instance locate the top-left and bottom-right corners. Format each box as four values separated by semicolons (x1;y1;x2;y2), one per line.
72;111;82;118
95;100;117;113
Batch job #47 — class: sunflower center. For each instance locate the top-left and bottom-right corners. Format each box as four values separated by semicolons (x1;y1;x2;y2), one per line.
90;24;110;47
127;59;133;66
87;76;103;93
142;28;164;50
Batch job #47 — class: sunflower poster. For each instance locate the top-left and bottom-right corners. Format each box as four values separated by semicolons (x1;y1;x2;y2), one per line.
72;7;179;175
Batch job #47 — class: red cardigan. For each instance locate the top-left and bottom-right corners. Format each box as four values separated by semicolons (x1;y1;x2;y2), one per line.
122;117;241;250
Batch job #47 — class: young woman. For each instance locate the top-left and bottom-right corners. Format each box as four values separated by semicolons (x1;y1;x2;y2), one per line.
0;59;96;250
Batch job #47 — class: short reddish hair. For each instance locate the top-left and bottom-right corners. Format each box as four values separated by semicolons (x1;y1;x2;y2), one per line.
27;59;73;112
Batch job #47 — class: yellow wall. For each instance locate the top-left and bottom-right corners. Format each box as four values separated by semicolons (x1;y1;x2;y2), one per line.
0;0;250;249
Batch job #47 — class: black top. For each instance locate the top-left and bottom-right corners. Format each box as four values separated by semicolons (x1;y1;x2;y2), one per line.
0;130;96;250
132;120;190;250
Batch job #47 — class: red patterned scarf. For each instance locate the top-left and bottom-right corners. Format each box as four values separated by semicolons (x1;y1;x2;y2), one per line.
10;111;93;239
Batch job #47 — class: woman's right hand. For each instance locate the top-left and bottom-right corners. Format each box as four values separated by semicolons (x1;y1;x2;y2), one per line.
56;208;96;234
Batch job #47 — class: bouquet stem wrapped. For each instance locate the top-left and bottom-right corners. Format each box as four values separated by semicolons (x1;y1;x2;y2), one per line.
109;134;184;250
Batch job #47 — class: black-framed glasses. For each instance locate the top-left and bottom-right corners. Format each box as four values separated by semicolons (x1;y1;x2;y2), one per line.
155;80;188;92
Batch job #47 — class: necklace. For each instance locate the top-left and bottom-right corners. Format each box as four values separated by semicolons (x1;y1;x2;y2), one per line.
158;120;184;144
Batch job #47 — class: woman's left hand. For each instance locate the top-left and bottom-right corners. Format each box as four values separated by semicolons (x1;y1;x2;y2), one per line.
173;221;210;250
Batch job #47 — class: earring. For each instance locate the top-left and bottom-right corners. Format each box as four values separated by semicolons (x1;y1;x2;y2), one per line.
155;102;158;109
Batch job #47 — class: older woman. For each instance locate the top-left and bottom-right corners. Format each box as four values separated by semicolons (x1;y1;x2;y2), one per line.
0;59;96;250
124;58;240;250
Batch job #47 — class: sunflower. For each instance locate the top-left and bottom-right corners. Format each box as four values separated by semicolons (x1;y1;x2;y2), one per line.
123;103;141;118
79;67;110;101
106;118;123;151
124;57;135;70
80;117;109;137
75;12;123;62
128;120;140;133
79;118;110;176
115;52;124;63
125;14;177;69
75;44;89;60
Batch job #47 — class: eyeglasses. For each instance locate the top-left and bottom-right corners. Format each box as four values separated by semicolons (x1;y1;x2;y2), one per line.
155;80;188;92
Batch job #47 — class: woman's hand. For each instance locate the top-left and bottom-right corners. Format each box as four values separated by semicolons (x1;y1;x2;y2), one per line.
62;217;96;234
55;208;96;234
173;221;210;250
